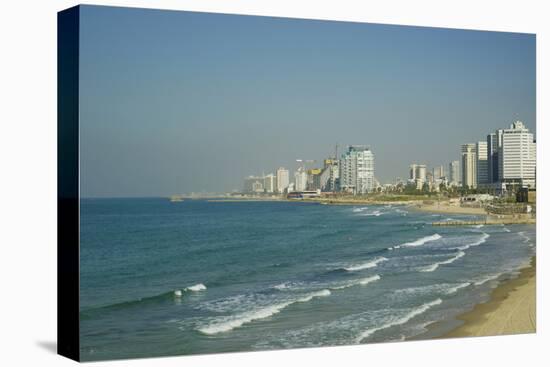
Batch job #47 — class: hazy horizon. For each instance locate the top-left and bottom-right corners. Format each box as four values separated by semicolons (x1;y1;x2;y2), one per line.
79;5;536;198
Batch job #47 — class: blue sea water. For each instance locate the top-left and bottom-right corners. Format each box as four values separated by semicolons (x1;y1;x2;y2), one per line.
79;199;536;361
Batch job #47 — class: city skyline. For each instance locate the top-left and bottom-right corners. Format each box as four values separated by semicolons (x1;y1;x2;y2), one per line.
79;6;536;197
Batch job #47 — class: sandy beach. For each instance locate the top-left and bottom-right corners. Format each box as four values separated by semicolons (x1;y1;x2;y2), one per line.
442;257;536;338
410;203;487;215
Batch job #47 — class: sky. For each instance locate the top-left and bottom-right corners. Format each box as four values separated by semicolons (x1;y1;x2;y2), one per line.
79;5;536;197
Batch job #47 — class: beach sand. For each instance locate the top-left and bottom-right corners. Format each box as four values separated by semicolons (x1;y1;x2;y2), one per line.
410;203;487;216
442;257;536;338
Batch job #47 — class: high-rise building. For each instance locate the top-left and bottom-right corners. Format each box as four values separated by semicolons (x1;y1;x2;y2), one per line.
319;158;339;192
294;167;308;192
409;164;418;181
461;143;477;189
340;145;375;195
433;165;445;180
415;165;427;183
476;141;489;187
263;174;277;193
276;167;289;193
499;121;536;189
487;130;503;183
307;168;322;190
449;160;460;186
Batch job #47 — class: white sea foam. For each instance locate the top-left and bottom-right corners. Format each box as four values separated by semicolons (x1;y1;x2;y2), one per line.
452;233;489;251
472;224;484;229
444;282;470;295
358;275;381;285
173;283;207;296
197;290;331;335
392;234;442;249
186;283;207;292
355;299;443;342
503;227;511;232
395;282;469;297
518;231;531;243
418;251;465;272
361;210;382;217
352;207;369;213
474;273;502;286
331;275;381;290
344;258;388;271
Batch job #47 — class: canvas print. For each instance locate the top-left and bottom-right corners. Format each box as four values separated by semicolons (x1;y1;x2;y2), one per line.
58;5;536;362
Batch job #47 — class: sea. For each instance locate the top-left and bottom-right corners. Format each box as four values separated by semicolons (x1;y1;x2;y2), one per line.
79;198;536;361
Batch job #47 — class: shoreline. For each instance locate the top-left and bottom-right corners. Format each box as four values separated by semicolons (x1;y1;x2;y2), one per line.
437;256;536;339
205;197;536;224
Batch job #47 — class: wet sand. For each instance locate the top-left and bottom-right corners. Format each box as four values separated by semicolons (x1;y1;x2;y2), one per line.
442;257;536;338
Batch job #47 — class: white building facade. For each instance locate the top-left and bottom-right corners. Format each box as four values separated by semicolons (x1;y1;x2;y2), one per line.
276;167;289;193
476;141;489;187
498;121;536;189
449;160;460;186
461;143;477;189
340;145;375;195
294;168;308;192
263;174;277;193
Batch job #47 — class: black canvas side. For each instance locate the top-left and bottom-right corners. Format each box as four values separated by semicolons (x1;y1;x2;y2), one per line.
57;5;80;362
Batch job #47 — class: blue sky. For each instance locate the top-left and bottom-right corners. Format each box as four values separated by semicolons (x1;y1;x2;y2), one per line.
79;5;535;197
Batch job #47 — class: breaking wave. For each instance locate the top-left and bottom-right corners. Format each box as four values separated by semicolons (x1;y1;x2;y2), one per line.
418;251;465;272
389;234;442;250
331;275;381;290
355;299;443;342
344;258;388;271
451;233;489;251
197;289;332;335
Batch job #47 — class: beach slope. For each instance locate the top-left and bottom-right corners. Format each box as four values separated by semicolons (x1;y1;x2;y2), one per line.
444;258;536;338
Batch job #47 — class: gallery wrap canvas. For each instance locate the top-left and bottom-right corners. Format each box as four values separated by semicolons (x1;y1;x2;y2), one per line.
58;4;536;362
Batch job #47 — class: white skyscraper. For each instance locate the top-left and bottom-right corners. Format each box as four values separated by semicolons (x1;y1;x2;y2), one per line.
276;167;289;193
409;164;418;181
449;160;460;186
294;167;308;192
340;145;375;195
263;174;277;193
499;121;536;189
461;143;477;189
416;165;427;183
476;141;489;187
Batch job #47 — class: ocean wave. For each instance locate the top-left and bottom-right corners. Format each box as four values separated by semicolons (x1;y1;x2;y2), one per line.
174;283;207;297
451;233;489;251
518;232;531;243
331;275;381;290
81;283;208;315
185;283;207;292
355;298;442;342
473;273;502;286
394;282;470;297
197;289;331;335
418;251;465;272
389;234;442;250
503;227;511;232
344;258;388;271
360;210;383;217
444;282;470;295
